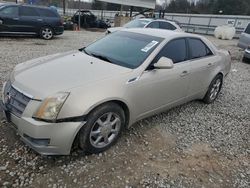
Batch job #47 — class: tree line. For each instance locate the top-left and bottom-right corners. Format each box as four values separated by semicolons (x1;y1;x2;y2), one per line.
9;0;250;16
161;0;250;15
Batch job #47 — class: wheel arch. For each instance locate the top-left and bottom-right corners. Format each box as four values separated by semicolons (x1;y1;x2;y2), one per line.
39;25;55;36
85;100;130;128
70;99;131;153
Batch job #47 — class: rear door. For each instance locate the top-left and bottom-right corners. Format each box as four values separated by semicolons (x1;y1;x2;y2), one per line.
238;23;250;49
159;21;177;31
0;5;19;33
18;6;42;33
186;38;217;97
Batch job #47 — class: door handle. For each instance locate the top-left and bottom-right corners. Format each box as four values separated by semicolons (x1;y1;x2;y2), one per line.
13;17;19;20
207;63;214;67
37;18;43;21
180;70;189;77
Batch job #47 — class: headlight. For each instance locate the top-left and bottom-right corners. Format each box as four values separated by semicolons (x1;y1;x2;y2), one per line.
33;92;69;121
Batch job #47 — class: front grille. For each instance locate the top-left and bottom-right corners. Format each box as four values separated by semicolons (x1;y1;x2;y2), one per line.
3;81;31;117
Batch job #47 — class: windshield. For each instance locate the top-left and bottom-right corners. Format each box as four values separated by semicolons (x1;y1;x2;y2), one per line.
83;31;163;69
123;19;152;28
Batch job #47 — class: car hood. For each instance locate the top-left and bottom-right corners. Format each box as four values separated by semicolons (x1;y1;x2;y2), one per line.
11;51;131;99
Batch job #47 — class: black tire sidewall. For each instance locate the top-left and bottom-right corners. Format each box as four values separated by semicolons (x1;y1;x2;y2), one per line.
40;27;54;40
79;103;125;154
203;75;223;104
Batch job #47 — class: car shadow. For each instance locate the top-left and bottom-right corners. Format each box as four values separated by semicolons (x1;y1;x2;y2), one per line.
242;57;250;64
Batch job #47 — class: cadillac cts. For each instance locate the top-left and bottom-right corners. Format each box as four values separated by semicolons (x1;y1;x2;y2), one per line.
1;29;231;155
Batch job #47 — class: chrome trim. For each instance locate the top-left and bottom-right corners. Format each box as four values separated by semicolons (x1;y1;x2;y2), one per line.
11;84;34;99
245;49;250;54
1;81;7;103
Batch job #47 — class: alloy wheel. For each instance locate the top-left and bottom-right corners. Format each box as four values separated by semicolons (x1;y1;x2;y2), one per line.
89;112;121;148
209;79;221;101
42;28;53;40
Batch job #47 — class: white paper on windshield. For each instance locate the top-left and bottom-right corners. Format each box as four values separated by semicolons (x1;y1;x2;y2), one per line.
141;41;159;52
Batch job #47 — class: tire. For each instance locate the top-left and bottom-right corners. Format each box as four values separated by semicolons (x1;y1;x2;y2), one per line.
242;57;249;63
40;27;54;40
203;74;223;104
78;103;125;154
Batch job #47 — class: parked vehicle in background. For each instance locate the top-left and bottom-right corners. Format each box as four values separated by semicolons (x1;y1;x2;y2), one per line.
243;46;250;62
71;10;111;29
107;18;182;34
238;23;250;49
1;29;231;155
0;3;64;39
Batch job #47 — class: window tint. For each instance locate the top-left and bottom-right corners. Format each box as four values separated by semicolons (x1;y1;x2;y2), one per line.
160;22;176;30
245;23;250;34
146;21;160;28
154;39;187;64
188;38;213;59
20;6;39;17
38;8;57;17
0;6;18;17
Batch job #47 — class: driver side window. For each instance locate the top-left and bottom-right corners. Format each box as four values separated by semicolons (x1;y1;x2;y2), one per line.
153;38;187;65
0;6;18;17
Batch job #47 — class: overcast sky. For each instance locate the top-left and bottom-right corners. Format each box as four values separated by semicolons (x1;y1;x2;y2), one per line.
76;0;199;5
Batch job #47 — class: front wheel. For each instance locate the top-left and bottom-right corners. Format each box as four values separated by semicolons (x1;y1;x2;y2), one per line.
78;103;125;154
203;74;223;104
40;27;54;40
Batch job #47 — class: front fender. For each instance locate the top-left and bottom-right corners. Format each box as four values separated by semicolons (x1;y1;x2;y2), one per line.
57;78;132;123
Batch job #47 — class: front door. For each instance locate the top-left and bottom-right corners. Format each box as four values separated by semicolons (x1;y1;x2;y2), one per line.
130;38;191;119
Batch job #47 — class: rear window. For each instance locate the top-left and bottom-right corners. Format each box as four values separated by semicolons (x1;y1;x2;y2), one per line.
20;6;39;17
37;8;58;17
245;24;250;34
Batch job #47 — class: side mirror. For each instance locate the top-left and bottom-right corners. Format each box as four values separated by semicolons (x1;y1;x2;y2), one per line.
154;57;174;69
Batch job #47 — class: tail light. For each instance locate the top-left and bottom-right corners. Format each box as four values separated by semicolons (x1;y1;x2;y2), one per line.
60;18;64;25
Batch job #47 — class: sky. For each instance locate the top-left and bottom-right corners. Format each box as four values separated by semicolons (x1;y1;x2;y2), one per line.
76;0;199;5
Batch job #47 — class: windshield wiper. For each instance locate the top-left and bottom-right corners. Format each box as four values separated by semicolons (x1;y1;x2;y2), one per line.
90;53;113;63
80;48;113;64
80;48;91;56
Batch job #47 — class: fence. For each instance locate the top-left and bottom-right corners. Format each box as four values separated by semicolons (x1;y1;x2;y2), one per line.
164;13;250;38
59;8;250;37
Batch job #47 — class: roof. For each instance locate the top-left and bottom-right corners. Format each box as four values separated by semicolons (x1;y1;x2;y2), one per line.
122;28;200;39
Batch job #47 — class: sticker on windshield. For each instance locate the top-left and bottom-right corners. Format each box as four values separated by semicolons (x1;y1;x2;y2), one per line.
141;41;159;53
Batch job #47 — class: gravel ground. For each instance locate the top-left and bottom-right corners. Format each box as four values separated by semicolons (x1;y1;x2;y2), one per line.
0;31;249;188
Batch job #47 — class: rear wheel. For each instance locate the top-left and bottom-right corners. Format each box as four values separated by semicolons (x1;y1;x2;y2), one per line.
40;27;53;40
78;103;125;154
203;74;223;104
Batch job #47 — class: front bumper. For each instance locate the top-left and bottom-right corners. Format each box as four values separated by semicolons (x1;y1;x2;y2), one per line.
244;49;250;59
0;100;85;155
